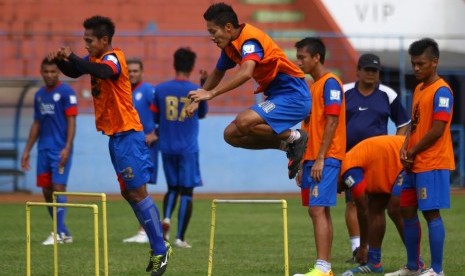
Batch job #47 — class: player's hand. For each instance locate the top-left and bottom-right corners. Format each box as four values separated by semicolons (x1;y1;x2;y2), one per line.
295;169;302;187
59;147;71;168
400;148;414;172
145;131;158;147
58;47;73;59
310;158;324;182
21;152;31;171
188;89;214;103
185;101;199;118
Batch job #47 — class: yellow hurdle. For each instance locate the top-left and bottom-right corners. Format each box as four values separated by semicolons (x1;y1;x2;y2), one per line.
53;192;108;276
26;202;99;276
207;199;289;276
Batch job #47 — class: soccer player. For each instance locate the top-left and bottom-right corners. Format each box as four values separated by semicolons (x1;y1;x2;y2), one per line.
123;58;159;244
186;2;311;179
21;57;78;245
386;38;454;276
153;47;208;249
48;15;171;276
343;53;410;262
339;135;406;275
294;37;346;276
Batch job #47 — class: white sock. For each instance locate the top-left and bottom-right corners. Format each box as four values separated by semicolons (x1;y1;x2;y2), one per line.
315;259;331;273
286;129;301;144
350;236;360;252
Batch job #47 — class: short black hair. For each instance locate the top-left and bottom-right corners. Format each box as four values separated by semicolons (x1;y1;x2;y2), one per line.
295;37;326;64
83;15;115;43
203;2;240;28
408;38;439;59
174;47;196;73
126;57;143;70
41;57;56;68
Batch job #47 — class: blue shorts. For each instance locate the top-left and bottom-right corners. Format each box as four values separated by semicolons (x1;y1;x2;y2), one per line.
301;158;341;207
36;149;73;188
162;152;202;188
402;170;450;211
391;170;406;197
147;142;159;184
251;77;311;134
109;131;153;191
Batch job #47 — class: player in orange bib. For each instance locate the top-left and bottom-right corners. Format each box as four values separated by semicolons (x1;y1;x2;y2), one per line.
48;15;171;276
339;135;406;275
293;37;345;276
386;38;455;276
186;3;311;180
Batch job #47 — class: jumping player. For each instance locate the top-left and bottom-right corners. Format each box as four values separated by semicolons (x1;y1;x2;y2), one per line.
21;57;78;245
48;15;171;276
386;38;455;276
153;47;208;249
186;2;311;179
339;135;406;275
294;37;346;276
123;57;160;244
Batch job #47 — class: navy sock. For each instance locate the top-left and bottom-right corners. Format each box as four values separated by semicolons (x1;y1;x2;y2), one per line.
177;194;192;240
404;216;421;270
134;196;166;254
55;195;69;235
368;248;381;265
428;217;445;273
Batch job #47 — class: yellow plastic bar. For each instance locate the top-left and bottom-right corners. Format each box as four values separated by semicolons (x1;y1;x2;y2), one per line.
26;202;99;276
207;199;289;276
53;192;108;276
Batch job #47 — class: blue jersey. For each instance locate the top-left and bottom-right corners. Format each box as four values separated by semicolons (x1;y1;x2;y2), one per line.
153;79;208;154
132;82;156;134
344;82;410;151
34;82;78;151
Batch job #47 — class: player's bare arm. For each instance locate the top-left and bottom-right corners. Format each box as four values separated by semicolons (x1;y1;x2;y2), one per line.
59;115;76;168
189;60;255;102
407;120;447;161
311;114;339;182
21;120;40;171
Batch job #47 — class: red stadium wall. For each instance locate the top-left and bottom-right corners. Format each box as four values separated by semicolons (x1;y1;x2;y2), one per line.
0;0;357;113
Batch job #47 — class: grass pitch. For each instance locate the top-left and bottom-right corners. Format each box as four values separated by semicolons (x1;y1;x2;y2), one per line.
1;193;464;275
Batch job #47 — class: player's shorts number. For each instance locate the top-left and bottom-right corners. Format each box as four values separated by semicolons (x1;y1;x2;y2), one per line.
165;96;190;122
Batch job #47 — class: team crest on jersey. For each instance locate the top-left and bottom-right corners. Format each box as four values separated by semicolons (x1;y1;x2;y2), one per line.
243;44;255;54
53;93;61;102
121;167;135;179
311;185;319;198
330;90;341;100
419;187;427;200
258;101;275;113
438;97;449;108
135;92;143;101
70;95;77;104
344;175;355;188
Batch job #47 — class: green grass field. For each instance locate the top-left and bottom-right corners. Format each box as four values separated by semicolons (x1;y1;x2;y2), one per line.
1;194;464;275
